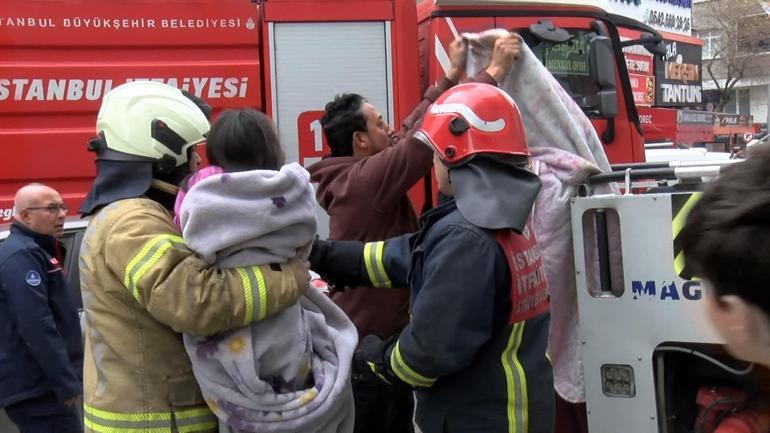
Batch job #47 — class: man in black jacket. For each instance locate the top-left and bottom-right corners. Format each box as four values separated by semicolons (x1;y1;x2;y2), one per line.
0;184;82;433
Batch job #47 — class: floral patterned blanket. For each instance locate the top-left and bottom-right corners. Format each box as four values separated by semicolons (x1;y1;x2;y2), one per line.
466;30;617;403
178;163;357;432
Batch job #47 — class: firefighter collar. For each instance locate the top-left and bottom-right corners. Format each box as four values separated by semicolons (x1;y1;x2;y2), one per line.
80;159;154;216
450;157;541;233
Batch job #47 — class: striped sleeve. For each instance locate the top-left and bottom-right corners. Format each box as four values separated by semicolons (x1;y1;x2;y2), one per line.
104;204;302;336
363;241;392;288
390;224;500;385
361;233;413;289
390;340;438;387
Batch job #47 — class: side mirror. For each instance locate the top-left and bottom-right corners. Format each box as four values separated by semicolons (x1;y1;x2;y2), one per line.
588;35;618;119
644;39;667;59
597;91;618;119
528;20;572;43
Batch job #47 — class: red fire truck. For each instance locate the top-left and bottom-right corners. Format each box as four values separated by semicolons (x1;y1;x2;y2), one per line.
3;2;768;433
0;0;659;222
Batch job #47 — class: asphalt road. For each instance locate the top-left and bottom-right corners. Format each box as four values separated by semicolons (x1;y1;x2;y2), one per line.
0;406;83;433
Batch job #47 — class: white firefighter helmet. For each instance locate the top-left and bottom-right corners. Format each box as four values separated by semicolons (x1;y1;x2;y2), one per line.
96;81;210;167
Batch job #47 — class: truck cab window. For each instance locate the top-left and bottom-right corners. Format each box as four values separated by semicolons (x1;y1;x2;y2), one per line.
530;30;602;117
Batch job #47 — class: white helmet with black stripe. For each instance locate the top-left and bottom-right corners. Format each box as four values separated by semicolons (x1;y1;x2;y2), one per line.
94;81;210;168
81;82;211;215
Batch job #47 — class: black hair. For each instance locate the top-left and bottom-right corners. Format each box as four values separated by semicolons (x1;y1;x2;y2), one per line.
181;90;213;120
169;92;212;197
321;93;367;157
680;144;770;317
206;108;285;172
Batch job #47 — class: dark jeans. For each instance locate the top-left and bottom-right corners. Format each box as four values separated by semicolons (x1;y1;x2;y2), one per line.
353;376;414;433
5;394;81;433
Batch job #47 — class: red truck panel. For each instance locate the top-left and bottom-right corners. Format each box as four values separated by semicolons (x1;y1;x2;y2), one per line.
495;15;644;164
418;10;645;166
263;0;393;21
0;0;262;219
637;107;714;145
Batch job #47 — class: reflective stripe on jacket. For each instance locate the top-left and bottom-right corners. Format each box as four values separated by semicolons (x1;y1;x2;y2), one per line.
83;404;216;433
361;200;555;433
80;198;303;433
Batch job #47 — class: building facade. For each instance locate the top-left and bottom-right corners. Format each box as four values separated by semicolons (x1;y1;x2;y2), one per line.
692;0;770;126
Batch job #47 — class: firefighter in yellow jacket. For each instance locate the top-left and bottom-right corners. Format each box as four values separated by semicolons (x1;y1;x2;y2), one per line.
78;82;309;433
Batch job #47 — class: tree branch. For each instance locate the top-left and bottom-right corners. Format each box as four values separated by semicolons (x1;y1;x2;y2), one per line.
706;60;723;93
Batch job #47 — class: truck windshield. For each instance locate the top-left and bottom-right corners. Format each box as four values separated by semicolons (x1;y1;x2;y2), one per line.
530;30;602;117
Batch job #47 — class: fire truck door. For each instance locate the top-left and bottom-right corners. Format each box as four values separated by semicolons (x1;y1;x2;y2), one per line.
268;21;395;237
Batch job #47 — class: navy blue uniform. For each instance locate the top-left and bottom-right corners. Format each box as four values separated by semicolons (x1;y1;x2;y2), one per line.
318;199;554;433
0;222;82;433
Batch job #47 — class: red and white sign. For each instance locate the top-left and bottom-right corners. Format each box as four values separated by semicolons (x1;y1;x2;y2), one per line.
629;73;655;107
0;68;257;113
625;53;654;76
297;110;329;168
0;1;259;47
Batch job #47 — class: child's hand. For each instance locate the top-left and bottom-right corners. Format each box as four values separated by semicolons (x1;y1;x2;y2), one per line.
309;270;330;294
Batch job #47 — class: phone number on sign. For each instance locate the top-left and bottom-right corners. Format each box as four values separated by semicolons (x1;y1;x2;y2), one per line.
645;10;691;32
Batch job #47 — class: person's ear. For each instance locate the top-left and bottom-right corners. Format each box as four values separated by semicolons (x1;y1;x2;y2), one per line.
16;209;29;223
352;130;368;151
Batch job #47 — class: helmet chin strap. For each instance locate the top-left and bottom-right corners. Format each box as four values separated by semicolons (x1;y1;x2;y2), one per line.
150;178;180;195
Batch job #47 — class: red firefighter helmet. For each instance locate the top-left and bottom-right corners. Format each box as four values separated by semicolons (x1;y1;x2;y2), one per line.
416;82;529;166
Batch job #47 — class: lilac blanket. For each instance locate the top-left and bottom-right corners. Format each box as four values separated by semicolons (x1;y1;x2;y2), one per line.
179;163;357;432
466;30;619;403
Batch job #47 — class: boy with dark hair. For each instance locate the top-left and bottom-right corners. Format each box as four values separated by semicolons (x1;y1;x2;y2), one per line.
321;94;367;158
681;146;770;367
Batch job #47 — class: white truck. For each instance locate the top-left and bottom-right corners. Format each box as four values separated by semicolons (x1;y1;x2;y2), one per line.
573;161;770;433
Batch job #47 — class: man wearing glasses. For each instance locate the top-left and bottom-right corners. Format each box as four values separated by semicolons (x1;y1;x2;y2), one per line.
0;183;83;433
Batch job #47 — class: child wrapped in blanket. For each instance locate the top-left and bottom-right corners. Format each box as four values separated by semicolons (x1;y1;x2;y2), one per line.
174;108;357;433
